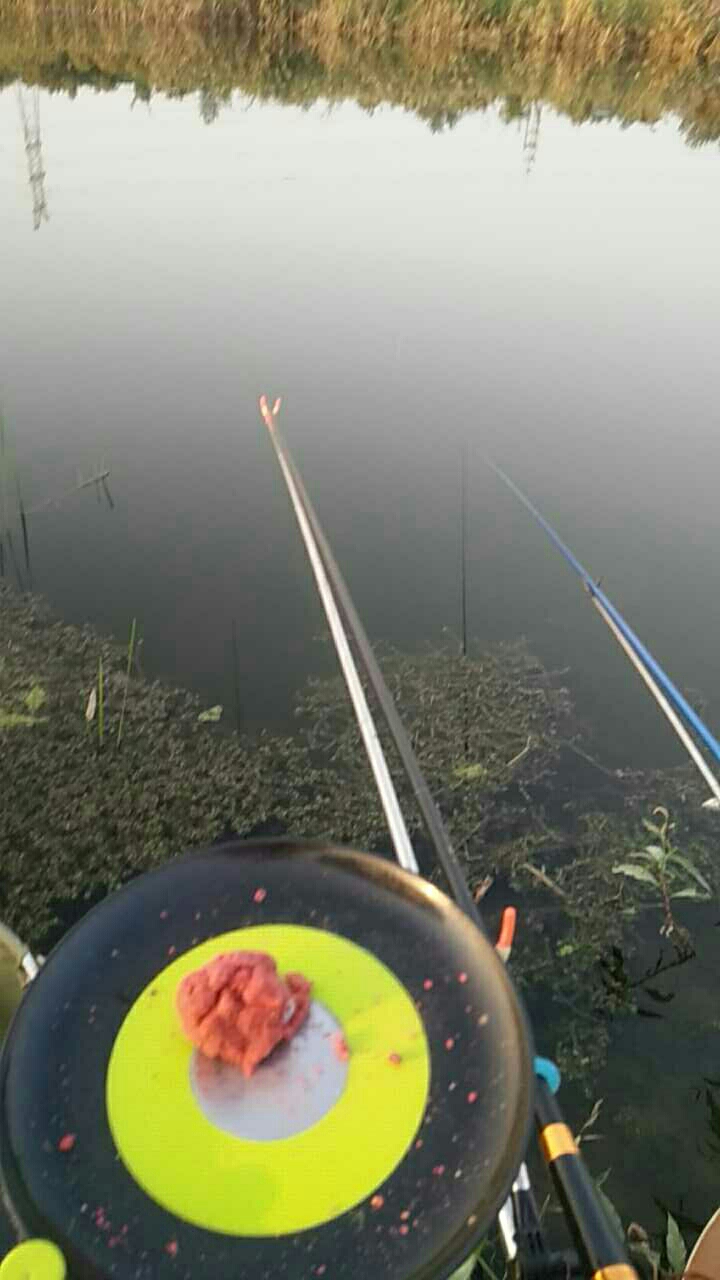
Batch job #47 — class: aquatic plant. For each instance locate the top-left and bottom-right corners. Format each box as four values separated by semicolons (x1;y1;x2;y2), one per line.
613;806;712;954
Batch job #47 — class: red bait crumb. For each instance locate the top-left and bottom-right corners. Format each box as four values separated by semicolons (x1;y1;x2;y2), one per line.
331;1033;349;1062
414;1138;423;1149
388;1053;402;1066
160;910;169;920
58;1133;76;1152
400;1210;410;1221
399;1224;409;1236
167;945;176;957
458;972;468;984
422;979;433;991
253;888;267;904
315;1266;327;1277
467;1091;478;1104
432;1164;446;1176
370;1195;384;1211
108;1236;122;1249
445;1038;455;1051
164;1241;178;1258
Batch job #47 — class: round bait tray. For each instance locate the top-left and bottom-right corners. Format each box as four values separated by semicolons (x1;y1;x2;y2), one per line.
0;839;533;1280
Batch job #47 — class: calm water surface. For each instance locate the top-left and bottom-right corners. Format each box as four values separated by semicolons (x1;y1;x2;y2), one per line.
2;83;720;1233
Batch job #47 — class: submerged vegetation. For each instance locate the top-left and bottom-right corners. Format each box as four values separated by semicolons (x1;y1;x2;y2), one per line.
1;586;716;1031
1;0;719;141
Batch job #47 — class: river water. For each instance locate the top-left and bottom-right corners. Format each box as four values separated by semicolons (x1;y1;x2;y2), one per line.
2;79;720;1247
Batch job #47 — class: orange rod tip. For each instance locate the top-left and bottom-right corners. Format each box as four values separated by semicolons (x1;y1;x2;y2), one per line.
496;906;517;955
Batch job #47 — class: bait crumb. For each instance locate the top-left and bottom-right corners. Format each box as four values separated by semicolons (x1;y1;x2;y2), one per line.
253;888;267;904
458;972;468;984
414;1138;423;1149
331;1033;349;1062
399;1224;409;1236
58;1133;76;1152
370;1194;384;1211
400;1210;410;1221
164;1241;178;1258
467;1091;478;1104
388;1052;402;1066
167;946;176;957
478;1013;489;1027
445;1038;455;1051
315;1267;327;1277
160;910;169;920
432;1164;445;1177
467;1214;478;1228
422;979;433;991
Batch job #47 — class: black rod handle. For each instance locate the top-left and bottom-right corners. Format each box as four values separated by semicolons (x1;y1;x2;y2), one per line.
535;1079;638;1280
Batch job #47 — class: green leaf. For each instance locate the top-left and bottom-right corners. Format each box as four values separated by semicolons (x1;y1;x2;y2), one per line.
596;1183;623;1243
24;684;47;713
667;853;712;895
0;710;41;729
448;1257;478;1280
557;943;576;957
198;704;223;723
670;887;706;900
666;1211;687;1274
453;763;487;782
612;863;657;885
642;818;662;837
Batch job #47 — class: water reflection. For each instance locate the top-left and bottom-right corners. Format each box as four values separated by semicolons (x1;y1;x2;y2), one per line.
16;85;49;231
2;1;719;143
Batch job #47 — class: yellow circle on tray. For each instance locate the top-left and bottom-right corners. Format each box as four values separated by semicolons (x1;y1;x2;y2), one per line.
106;925;430;1235
0;1239;66;1280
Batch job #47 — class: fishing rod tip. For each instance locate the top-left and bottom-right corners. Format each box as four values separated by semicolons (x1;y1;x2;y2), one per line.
258;396;282;428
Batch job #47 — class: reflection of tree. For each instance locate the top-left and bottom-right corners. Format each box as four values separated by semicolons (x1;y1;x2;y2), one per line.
199;87;221;124
198;87;232;125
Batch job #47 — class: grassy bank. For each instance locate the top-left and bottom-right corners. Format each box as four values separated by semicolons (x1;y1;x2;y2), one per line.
1;0;719;139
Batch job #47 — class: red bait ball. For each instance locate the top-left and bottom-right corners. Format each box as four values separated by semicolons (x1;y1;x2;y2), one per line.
177;951;311;1076
58;1134;76;1153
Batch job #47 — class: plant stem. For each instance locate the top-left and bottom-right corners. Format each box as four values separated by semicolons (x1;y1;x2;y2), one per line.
98;655;104;749
117;618;136;748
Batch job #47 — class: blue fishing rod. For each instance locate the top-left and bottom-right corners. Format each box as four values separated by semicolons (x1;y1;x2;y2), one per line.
487;460;720;805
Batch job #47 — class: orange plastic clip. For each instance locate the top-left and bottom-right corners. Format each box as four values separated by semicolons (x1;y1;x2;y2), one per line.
495;906;517;964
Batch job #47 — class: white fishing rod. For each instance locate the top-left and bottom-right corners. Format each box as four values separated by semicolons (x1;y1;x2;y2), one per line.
259;396;418;873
